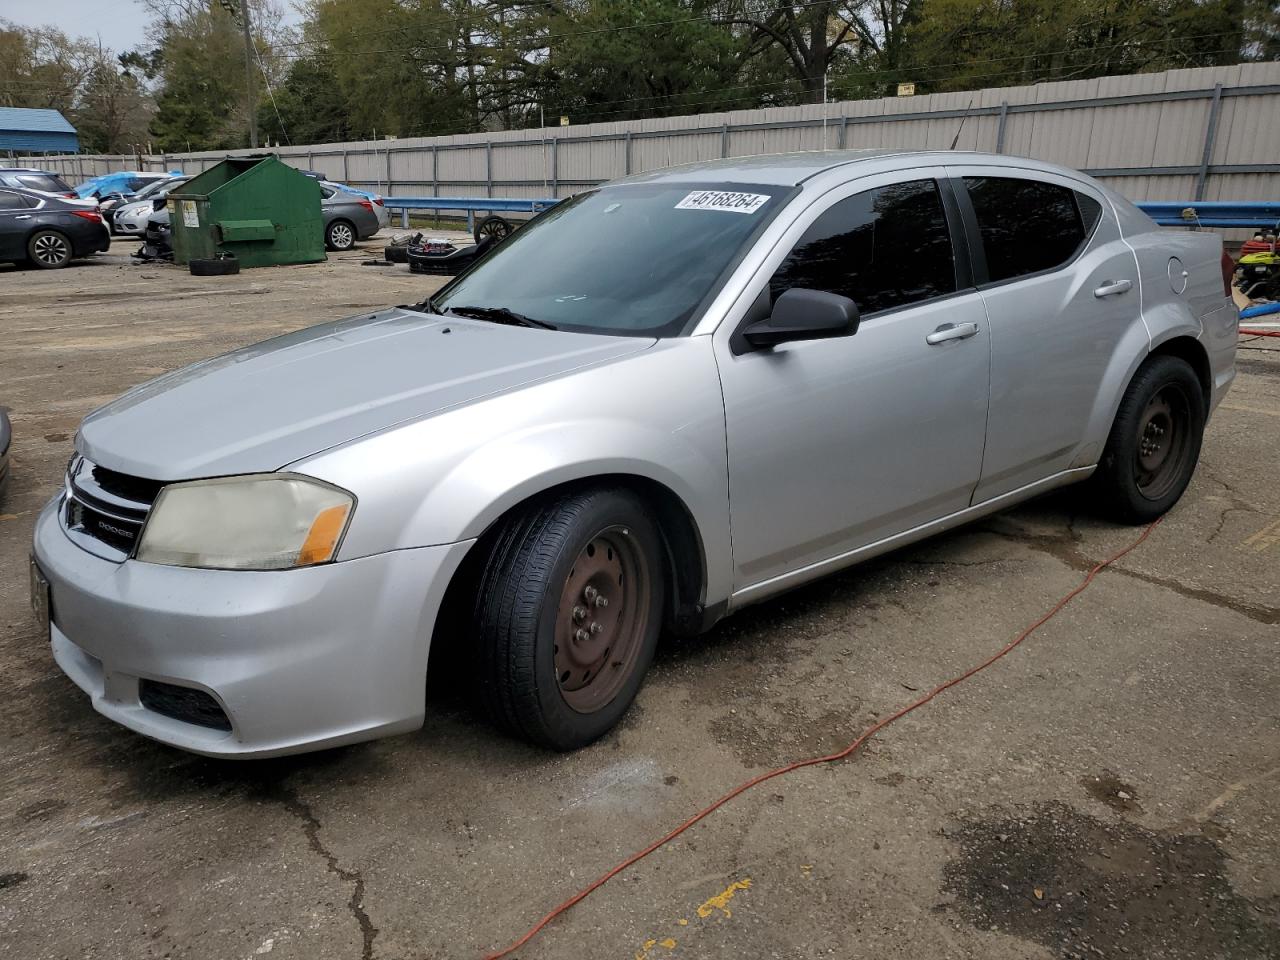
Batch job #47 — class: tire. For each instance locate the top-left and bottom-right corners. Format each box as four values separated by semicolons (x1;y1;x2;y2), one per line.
473;487;665;750
1090;354;1205;523
383;244;409;263
189;256;240;276
473;215;513;246
326;219;356;251
27;230;72;269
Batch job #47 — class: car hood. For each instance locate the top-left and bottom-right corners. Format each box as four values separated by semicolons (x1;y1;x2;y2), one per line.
78;308;655;480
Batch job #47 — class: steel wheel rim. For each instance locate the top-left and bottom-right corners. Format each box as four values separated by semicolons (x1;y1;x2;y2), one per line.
479;220;511;241
331;224;354;248
554;526;649;713
1134;383;1190;500
33;234;68;265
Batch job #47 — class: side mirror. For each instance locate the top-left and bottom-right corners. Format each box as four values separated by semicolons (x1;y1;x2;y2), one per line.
741;288;860;349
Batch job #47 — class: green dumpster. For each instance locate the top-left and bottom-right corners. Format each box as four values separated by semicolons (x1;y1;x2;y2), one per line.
168;155;324;268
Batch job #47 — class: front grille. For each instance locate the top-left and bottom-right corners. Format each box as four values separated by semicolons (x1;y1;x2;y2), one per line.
139;680;232;731
63;456;162;561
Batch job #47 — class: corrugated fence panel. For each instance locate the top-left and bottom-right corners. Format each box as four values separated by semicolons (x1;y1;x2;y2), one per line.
19;63;1279;211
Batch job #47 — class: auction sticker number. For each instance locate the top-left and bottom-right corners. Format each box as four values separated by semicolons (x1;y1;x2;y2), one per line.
181;200;199;228
675;191;769;214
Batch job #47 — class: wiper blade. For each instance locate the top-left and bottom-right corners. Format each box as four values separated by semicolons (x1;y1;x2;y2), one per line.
446;304;557;330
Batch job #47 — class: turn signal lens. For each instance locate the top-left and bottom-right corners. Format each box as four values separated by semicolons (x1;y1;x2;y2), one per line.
298;504;352;565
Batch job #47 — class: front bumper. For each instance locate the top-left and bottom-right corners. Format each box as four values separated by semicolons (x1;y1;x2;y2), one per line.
33;498;473;757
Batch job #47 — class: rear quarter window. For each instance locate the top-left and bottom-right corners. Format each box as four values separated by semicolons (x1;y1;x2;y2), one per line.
16;173;70;193
964;176;1099;284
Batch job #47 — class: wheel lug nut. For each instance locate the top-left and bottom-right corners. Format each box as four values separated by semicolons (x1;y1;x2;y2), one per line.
584;585;598;602
575;628;590;643
590;622;604;635
572;605;587;621
595;595;608;608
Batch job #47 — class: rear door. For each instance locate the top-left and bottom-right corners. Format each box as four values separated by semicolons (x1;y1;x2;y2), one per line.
714;169;992;595
0;190;35;260
948;168;1143;502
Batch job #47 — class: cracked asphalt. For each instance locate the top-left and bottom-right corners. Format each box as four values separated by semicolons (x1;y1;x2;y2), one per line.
2;243;1278;960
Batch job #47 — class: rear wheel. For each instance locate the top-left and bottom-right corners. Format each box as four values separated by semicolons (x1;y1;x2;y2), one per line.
28;230;71;269
1091;354;1205;523
325;219;356;251
473;488;665;750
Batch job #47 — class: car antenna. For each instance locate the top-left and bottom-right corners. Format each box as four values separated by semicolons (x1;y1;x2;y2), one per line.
950;98;976;151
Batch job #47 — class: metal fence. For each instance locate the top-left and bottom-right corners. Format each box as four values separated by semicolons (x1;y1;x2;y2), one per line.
20;61;1280;210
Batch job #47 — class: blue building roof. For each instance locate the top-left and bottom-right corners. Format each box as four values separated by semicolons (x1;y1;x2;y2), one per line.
0;108;79;153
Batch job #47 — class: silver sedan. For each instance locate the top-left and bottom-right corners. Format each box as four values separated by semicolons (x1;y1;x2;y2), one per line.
31;150;1236;757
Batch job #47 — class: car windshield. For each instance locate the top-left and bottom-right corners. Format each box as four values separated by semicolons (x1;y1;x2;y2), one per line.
431;182;795;337
135;179;177;200
16;173;70;193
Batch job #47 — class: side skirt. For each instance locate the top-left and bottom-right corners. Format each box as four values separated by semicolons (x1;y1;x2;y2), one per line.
727;465;1096;612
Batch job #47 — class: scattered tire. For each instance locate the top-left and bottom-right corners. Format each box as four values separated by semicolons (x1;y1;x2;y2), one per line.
189;256;240;276
326;219;356;251
383;245;409;263
473;487;665;750
473;215;513;246
27;230;72;269
1090;354;1205;523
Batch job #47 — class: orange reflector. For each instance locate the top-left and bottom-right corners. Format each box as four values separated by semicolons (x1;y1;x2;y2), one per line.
298;504;351;565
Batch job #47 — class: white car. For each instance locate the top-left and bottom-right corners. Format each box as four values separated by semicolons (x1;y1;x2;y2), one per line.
111;178;190;236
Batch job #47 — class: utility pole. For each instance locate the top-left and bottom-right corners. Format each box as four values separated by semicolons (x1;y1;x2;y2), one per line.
240;1;258;148
219;0;258;148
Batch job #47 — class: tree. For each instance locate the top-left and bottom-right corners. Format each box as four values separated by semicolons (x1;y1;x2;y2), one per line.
142;0;288;151
0;20;152;152
539;0;753;124
896;0;1268;95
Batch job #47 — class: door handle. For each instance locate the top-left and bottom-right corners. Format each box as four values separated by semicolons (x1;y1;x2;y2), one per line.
1093;279;1132;298
14;215;32;221
926;321;979;345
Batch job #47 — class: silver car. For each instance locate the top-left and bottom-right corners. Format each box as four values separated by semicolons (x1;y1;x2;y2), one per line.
112;178;191;236
31;150;1236;757
320;184;382;250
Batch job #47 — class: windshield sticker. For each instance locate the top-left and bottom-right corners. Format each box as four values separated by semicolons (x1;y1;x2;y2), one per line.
675;190;769;214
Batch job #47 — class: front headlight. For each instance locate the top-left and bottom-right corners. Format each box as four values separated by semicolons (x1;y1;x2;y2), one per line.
136;474;354;570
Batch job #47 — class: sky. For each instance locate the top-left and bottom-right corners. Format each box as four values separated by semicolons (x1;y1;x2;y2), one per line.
2;0;301;56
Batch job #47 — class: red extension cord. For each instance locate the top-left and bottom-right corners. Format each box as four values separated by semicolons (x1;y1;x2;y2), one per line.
483;518;1165;959
1240;328;1280;338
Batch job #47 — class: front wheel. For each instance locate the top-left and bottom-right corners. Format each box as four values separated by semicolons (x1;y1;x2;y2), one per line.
473;488;665;750
1091;354;1205;523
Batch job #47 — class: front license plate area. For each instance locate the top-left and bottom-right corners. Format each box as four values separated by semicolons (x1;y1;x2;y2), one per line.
29;557;50;635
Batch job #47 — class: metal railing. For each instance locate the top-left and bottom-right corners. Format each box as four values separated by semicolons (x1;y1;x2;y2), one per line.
1135;202;1280;229
382;196;558;230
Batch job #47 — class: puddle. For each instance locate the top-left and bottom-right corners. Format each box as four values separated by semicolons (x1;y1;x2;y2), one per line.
941;802;1280;958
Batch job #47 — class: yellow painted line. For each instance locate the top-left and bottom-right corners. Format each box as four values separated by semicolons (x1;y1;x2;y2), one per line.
1243;515;1280;552
696;878;752;920
1220;402;1280;419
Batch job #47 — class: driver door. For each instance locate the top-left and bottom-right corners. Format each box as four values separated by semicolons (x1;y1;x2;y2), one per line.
713;170;992;599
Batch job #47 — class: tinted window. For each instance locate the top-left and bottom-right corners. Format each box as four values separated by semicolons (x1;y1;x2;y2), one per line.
434;182;794;336
0;191;28;210
1077;192;1102;234
16;173;70;193
964;177;1092;283
770;179;956;314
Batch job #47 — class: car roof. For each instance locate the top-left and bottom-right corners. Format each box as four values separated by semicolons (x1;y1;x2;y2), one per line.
608;149;1093;188
0;167;57;173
